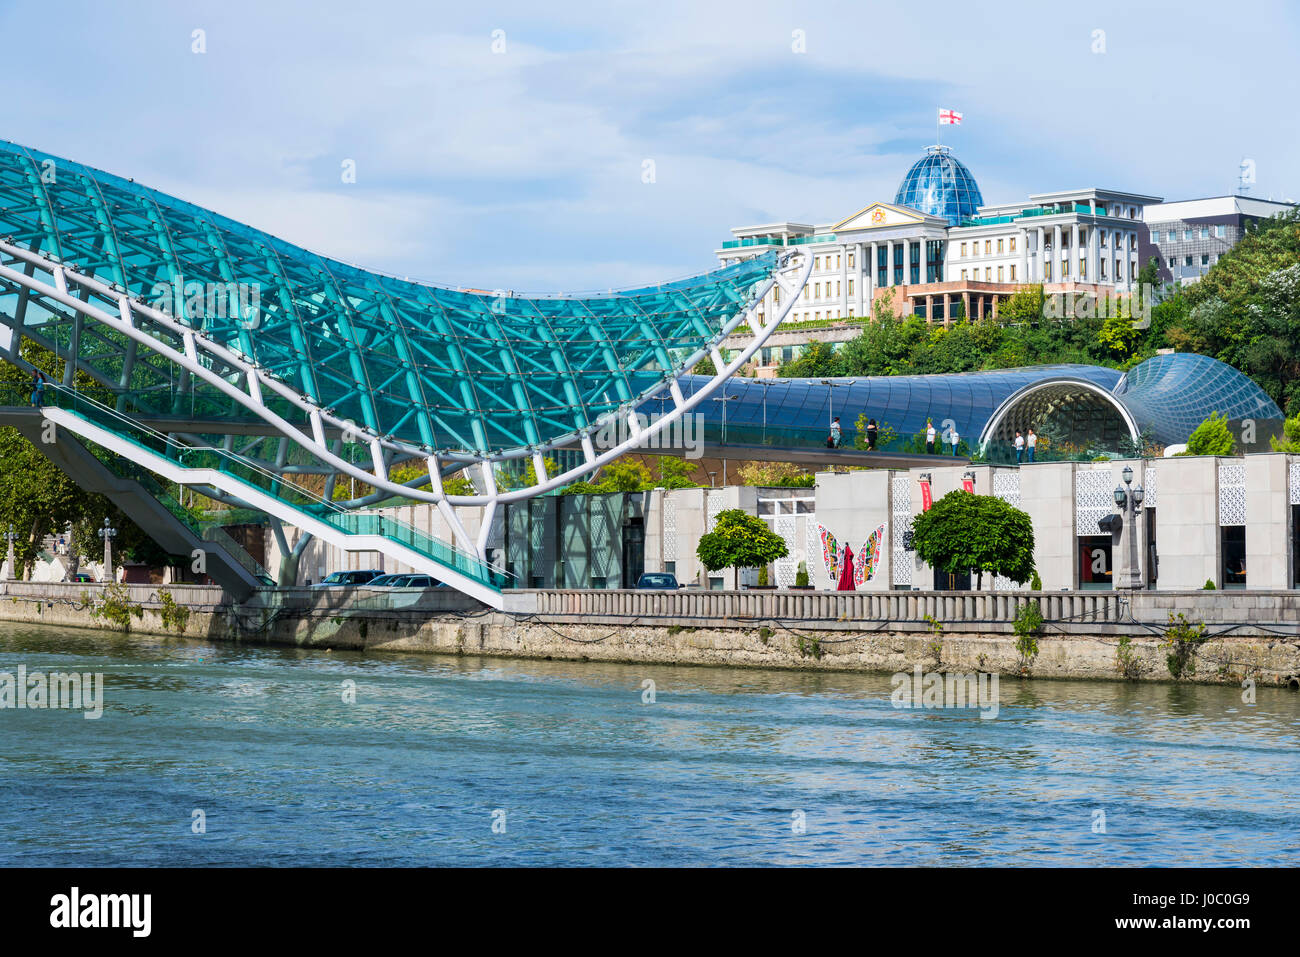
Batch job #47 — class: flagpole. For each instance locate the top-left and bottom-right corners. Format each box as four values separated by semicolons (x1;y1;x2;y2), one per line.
936;108;941;148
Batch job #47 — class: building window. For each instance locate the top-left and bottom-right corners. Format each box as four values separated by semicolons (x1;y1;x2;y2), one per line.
1215;225;1226;238
1167;231;1176;243
997;238;1004;253
1183;229;1193;241
1009;264;1016;281
985;267;992;281
1062;260;1069;278
1201;254;1210;266
847;279;854;296
960;242;967;257
997;266;1004;281
836;281;841;297
961;269;968;279
1100;231;1108;247
847;252;855;268
984;240;992;255
1009;236;1017;252
1100;260;1107;279
1185;255;1193;267
1080;258;1086;279
1200;227;1210;239
1044;262;1052;281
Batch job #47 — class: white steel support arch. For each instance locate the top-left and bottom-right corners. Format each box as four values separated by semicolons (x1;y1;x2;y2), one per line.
0;239;811;562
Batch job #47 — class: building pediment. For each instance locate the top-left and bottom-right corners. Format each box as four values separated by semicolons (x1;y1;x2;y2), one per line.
833;202;941;232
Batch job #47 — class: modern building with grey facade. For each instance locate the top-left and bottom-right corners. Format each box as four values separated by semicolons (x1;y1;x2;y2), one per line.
1140;195;1297;285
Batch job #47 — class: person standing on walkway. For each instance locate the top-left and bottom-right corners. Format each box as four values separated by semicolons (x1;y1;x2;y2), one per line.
1027;429;1037;462
949;423;960;456
926;419;936;455
1014;431;1025;464
30;369;46;408
830;417;842;449
866;418;878;451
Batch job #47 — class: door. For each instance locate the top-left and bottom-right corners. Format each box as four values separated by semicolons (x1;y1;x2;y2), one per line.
621;520;645;588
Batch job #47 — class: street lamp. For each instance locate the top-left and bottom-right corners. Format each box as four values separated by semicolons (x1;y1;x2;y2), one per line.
98;517;118;583
711;391;740;485
4;523;15;582
1112;466;1145;589
819;378;856;448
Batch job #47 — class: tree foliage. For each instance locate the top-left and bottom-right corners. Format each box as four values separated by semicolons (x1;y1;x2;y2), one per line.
1181;412;1236;456
696;508;789;572
562;456;700;495
735;461;814;487
909;491;1036;588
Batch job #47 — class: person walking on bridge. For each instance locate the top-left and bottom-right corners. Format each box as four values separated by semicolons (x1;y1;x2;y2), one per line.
925;419;936;455
30;369;46;408
866;418;878;451
829;417;842;449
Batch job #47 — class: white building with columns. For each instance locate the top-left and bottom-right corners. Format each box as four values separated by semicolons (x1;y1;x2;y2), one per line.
718;147;1161;327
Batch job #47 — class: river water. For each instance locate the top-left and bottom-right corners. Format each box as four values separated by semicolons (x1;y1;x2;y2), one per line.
0;621;1297;866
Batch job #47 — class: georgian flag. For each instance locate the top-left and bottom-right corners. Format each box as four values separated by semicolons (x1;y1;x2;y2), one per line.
938;108;962;125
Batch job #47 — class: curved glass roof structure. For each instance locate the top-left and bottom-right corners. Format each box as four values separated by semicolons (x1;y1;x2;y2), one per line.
649;364;1124;448
893;146;984;226
982;353;1280;448
0;140;781;456
649;354;1280;452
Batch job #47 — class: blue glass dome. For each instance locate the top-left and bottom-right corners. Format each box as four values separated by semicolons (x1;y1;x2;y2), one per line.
893;146;984;226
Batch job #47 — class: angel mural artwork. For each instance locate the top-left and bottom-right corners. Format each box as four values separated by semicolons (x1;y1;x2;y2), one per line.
818;523;886;589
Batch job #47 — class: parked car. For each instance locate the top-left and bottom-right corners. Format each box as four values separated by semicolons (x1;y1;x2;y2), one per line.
635;572;680;590
312;569;384;587
363;573;406;587
67;573;95;583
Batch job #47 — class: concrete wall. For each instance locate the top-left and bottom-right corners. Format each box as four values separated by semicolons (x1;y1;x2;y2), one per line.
812;470;892;590
1245;454;1291;590
1154;456;1219;589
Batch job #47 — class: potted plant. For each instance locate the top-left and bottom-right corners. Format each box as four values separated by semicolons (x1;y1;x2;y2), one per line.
791;560;814;590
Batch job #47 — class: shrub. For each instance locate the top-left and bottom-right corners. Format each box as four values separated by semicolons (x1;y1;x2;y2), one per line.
1162;612;1209;678
1203;579;1216;590
1030;569;1043;591
1013;600;1044;670
157;587;191;634
757;565;769;587
88;582;144;632
795;561;809;588
1180;412;1236;456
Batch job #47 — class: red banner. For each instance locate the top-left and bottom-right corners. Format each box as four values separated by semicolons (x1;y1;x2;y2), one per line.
920;480;932;511
961;478;974;493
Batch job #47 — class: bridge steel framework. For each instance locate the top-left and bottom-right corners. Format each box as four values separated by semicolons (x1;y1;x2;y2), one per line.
0;142;810;605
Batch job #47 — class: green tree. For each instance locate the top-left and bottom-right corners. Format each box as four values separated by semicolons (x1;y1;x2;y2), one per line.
652;456;700;489
909;491;1036;588
1097;312;1140;359
1180;411;1236;456
1270;414;1300;452
696;508;789;575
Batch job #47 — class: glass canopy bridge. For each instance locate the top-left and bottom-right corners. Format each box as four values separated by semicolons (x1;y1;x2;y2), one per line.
0;141;812;606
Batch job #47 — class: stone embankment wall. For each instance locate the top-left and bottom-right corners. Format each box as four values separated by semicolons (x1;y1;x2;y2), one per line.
1;583;1297;687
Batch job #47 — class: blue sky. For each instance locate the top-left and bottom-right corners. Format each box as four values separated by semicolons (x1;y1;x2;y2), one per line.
2;0;1297;290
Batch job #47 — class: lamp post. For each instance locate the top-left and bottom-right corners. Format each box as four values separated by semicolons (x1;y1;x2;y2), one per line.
98;517;118;583
711;391;739;486
1112;465;1145;589
819;379;856;443
4;523;15;581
